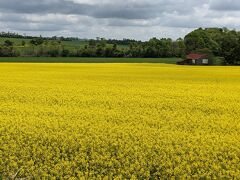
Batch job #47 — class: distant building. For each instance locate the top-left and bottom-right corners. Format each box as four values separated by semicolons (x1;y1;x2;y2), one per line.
177;53;211;65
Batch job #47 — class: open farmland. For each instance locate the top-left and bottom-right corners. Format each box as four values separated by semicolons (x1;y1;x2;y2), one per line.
0;63;240;178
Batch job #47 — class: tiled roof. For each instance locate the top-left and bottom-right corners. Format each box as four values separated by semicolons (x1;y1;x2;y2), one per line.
187;53;207;60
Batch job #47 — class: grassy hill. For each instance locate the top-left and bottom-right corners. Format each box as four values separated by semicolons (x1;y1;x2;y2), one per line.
0;37;128;49
0;37;129;58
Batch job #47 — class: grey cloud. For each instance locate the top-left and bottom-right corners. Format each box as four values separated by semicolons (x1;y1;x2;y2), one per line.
0;0;239;40
210;0;240;11
0;0;205;19
0;0;91;15
4;21;68;32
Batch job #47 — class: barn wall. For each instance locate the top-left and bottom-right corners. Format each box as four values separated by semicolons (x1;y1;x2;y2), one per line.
196;59;203;65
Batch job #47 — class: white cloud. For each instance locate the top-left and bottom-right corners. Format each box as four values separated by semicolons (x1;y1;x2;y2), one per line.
0;0;239;40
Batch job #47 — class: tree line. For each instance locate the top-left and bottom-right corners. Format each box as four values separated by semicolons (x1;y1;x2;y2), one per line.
0;32;82;41
1;28;240;65
0;32;141;45
0;37;185;58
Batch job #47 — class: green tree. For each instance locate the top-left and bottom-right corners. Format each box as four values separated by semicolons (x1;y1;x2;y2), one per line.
220;32;238;64
62;49;70;57
30;38;44;46
184;29;206;53
4;40;14;47
21;40;26;46
89;39;96;47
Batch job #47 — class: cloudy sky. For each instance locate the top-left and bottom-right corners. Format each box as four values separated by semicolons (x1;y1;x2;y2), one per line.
0;0;240;40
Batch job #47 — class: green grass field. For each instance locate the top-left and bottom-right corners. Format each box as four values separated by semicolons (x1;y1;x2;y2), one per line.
0;37;128;49
0;57;181;64
0;37;31;44
0;37;87;46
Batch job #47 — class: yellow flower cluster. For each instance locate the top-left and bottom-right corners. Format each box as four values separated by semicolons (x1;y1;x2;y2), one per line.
0;63;240;179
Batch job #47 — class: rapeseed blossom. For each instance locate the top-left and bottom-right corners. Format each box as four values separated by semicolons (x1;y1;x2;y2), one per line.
0;63;240;178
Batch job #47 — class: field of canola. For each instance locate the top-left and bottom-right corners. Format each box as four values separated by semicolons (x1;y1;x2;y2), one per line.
0;63;240;179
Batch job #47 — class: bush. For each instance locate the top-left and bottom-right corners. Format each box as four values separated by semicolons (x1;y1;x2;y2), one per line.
0;46;15;57
47;49;59;57
62;49;70;57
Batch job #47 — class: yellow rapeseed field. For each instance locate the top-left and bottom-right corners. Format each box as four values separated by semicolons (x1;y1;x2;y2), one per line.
0;63;240;179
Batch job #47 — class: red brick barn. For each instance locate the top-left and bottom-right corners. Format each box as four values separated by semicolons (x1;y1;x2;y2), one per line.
177;53;211;65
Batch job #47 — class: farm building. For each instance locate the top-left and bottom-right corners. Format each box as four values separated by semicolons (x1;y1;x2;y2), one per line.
177;53;211;65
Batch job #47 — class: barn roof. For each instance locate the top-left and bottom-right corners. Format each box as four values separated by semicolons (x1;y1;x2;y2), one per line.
187;53;207;60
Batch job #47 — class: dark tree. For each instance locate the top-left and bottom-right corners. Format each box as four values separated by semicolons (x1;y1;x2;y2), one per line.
4;40;14;47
